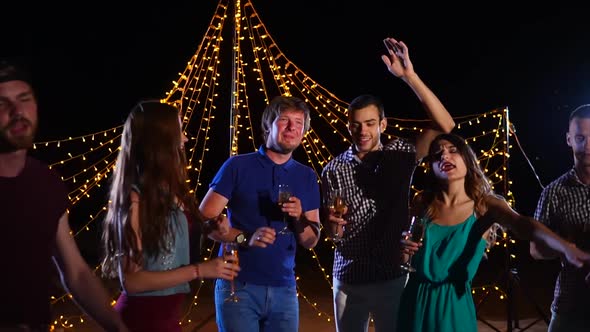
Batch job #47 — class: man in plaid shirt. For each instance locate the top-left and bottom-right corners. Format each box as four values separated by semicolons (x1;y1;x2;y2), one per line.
320;37;455;332
530;104;590;332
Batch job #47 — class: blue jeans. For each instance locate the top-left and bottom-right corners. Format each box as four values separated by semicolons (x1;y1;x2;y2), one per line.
333;275;408;332
214;279;299;332
548;308;590;332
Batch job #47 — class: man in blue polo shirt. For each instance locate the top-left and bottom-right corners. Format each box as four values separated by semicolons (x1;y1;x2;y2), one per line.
199;95;321;332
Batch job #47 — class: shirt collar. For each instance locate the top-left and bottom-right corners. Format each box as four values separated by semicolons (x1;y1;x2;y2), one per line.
568;168;590;187
256;145;296;170
346;142;384;163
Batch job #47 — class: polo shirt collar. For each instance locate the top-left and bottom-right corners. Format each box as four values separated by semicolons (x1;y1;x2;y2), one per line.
256;145;296;170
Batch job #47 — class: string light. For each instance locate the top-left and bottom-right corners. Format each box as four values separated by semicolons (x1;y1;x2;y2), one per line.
40;0;517;329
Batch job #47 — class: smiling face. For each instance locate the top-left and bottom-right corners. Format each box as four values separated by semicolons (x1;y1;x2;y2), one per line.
0;80;38;153
348;104;386;159
266;108;306;154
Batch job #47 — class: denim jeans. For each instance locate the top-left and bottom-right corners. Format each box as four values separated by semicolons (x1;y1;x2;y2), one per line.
333;274;408;332
548;308;590;332
214;279;299;332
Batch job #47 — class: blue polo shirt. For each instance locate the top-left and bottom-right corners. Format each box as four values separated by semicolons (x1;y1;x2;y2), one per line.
210;145;320;286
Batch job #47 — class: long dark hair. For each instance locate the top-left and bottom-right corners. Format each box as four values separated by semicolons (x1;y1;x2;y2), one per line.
419;133;492;218
101;100;201;279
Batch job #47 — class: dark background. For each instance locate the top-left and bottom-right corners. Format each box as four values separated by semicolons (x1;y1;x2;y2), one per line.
4;1;588;303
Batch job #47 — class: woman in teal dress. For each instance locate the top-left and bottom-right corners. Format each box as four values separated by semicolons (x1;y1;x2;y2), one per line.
398;133;590;332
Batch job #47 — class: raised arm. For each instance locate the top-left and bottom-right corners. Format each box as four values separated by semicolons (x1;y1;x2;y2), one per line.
381;37;455;160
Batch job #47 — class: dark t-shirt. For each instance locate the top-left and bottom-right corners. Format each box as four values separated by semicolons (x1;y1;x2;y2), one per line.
0;156;69;325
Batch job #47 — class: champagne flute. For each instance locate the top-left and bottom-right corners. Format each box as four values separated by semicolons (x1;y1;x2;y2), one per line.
400;216;425;273
222;242;240;302
277;184;292;234
331;194;346;218
329;191;347;241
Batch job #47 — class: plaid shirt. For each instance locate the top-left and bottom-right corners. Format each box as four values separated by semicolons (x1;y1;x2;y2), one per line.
534;168;590;315
321;138;417;284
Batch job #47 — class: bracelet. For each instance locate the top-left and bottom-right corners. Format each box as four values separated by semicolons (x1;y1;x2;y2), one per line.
295;215;321;235
193;263;203;281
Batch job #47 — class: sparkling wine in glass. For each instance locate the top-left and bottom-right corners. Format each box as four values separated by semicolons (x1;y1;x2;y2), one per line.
328;192;348;242
331;195;346;218
277;184;292;234
223;242;240;302
400;216;425;273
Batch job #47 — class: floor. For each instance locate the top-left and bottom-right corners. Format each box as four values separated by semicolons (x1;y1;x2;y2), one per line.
52;242;556;332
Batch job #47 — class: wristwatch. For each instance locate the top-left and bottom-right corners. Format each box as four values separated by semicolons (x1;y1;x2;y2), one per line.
235;232;248;247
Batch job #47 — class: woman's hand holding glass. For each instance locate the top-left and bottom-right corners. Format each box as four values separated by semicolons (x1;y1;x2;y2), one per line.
400;216;425;273
221;242;241;302
196;251;240;280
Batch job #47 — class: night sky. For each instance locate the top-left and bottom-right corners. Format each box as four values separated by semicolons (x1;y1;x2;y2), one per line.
5;2;590;218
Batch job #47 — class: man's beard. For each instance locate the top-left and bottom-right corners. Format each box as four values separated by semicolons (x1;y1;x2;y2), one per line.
0;127;35;153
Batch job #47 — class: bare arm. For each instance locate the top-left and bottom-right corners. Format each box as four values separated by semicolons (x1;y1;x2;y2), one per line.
294;208;321;249
530;240;560;260
200;188;280;249
53;212;129;332
381;37;455;160
122;193;238;293
529;189;561;260
484;195;590;268
122;259;238;294
199;188;239;243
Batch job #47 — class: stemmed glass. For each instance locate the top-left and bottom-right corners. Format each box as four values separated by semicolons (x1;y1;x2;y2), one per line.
400;216;425;273
277;184;292;234
222;242;240;302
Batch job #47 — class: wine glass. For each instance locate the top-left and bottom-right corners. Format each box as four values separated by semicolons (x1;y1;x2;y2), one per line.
400;216;425;273
222;242;240;302
277;184;292;234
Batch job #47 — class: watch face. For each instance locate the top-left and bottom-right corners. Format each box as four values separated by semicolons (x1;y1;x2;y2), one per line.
236;233;245;244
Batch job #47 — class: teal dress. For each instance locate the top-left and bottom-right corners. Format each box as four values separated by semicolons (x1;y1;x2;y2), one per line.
397;213;487;332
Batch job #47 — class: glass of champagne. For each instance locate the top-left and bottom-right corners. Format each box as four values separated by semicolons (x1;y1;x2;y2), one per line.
400;216;425;273
331;194;346;218
223;242;240;302
329;191;347;241
277;184;292;234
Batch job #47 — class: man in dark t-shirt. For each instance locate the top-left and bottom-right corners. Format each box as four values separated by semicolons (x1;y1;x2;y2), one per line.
0;58;128;331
